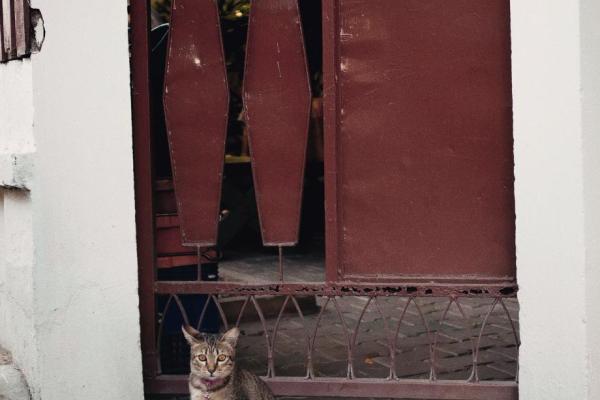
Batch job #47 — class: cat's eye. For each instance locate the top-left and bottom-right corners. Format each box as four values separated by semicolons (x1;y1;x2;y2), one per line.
197;354;207;362
217;354;227;362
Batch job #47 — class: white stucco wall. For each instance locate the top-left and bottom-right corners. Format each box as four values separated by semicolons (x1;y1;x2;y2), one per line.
512;0;600;398
0;61;34;155
580;2;600;399
0;0;145;398
28;0;144;399
0;190;36;388
0;59;38;392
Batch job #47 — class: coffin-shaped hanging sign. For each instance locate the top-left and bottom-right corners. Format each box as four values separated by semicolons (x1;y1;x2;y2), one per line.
163;0;229;246
243;0;312;246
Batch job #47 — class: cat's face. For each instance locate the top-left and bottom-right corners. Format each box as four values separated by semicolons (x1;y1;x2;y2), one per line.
182;326;239;382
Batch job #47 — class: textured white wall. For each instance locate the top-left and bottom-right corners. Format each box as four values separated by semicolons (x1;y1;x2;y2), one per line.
0;60;34;155
580;0;600;398
28;0;144;399
0;59;38;392
0;190;36;391
512;0;600;398
0;0;144;398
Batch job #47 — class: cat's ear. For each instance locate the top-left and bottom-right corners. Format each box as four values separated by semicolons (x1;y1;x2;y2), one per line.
182;325;202;346
220;327;240;347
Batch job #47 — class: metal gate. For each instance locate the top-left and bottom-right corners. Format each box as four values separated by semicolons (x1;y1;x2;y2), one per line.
131;0;518;398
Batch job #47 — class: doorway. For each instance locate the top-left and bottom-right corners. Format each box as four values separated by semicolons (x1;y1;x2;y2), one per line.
131;1;519;398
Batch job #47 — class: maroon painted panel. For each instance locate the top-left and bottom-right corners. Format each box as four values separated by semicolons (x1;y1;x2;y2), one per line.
323;0;340;282
243;0;311;246
327;0;515;280
130;0;158;379
163;0;229;247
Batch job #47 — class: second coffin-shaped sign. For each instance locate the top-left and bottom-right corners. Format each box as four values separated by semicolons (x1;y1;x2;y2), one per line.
243;0;312;246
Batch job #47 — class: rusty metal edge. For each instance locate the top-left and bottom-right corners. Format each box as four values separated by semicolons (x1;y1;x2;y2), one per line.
130;0;158;380
147;375;517;400
155;281;518;298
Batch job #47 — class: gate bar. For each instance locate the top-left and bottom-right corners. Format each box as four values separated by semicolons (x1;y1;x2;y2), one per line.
147;376;517;400
130;0;158;379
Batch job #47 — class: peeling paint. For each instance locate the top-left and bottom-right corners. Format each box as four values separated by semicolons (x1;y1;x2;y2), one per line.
30;8;45;54
0;153;33;190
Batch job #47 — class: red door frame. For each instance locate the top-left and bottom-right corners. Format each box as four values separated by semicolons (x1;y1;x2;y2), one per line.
130;1;518;398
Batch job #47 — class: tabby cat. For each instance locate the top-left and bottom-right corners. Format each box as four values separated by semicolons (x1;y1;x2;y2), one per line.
182;325;275;400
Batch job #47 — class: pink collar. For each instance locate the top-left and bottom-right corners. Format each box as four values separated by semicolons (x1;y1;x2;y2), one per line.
200;377;228;390
200;378;229;400
190;373;230;394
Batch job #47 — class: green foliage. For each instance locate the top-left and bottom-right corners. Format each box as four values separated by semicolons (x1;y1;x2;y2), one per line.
150;0;250;22
220;0;250;21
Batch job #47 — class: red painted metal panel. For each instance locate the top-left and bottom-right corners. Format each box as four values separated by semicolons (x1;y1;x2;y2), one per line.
323;0;340;282
130;0;158;379
163;0;229;247
325;0;515;280
243;0;311;246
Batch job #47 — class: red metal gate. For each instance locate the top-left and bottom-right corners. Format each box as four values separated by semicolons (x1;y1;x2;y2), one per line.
131;0;518;398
